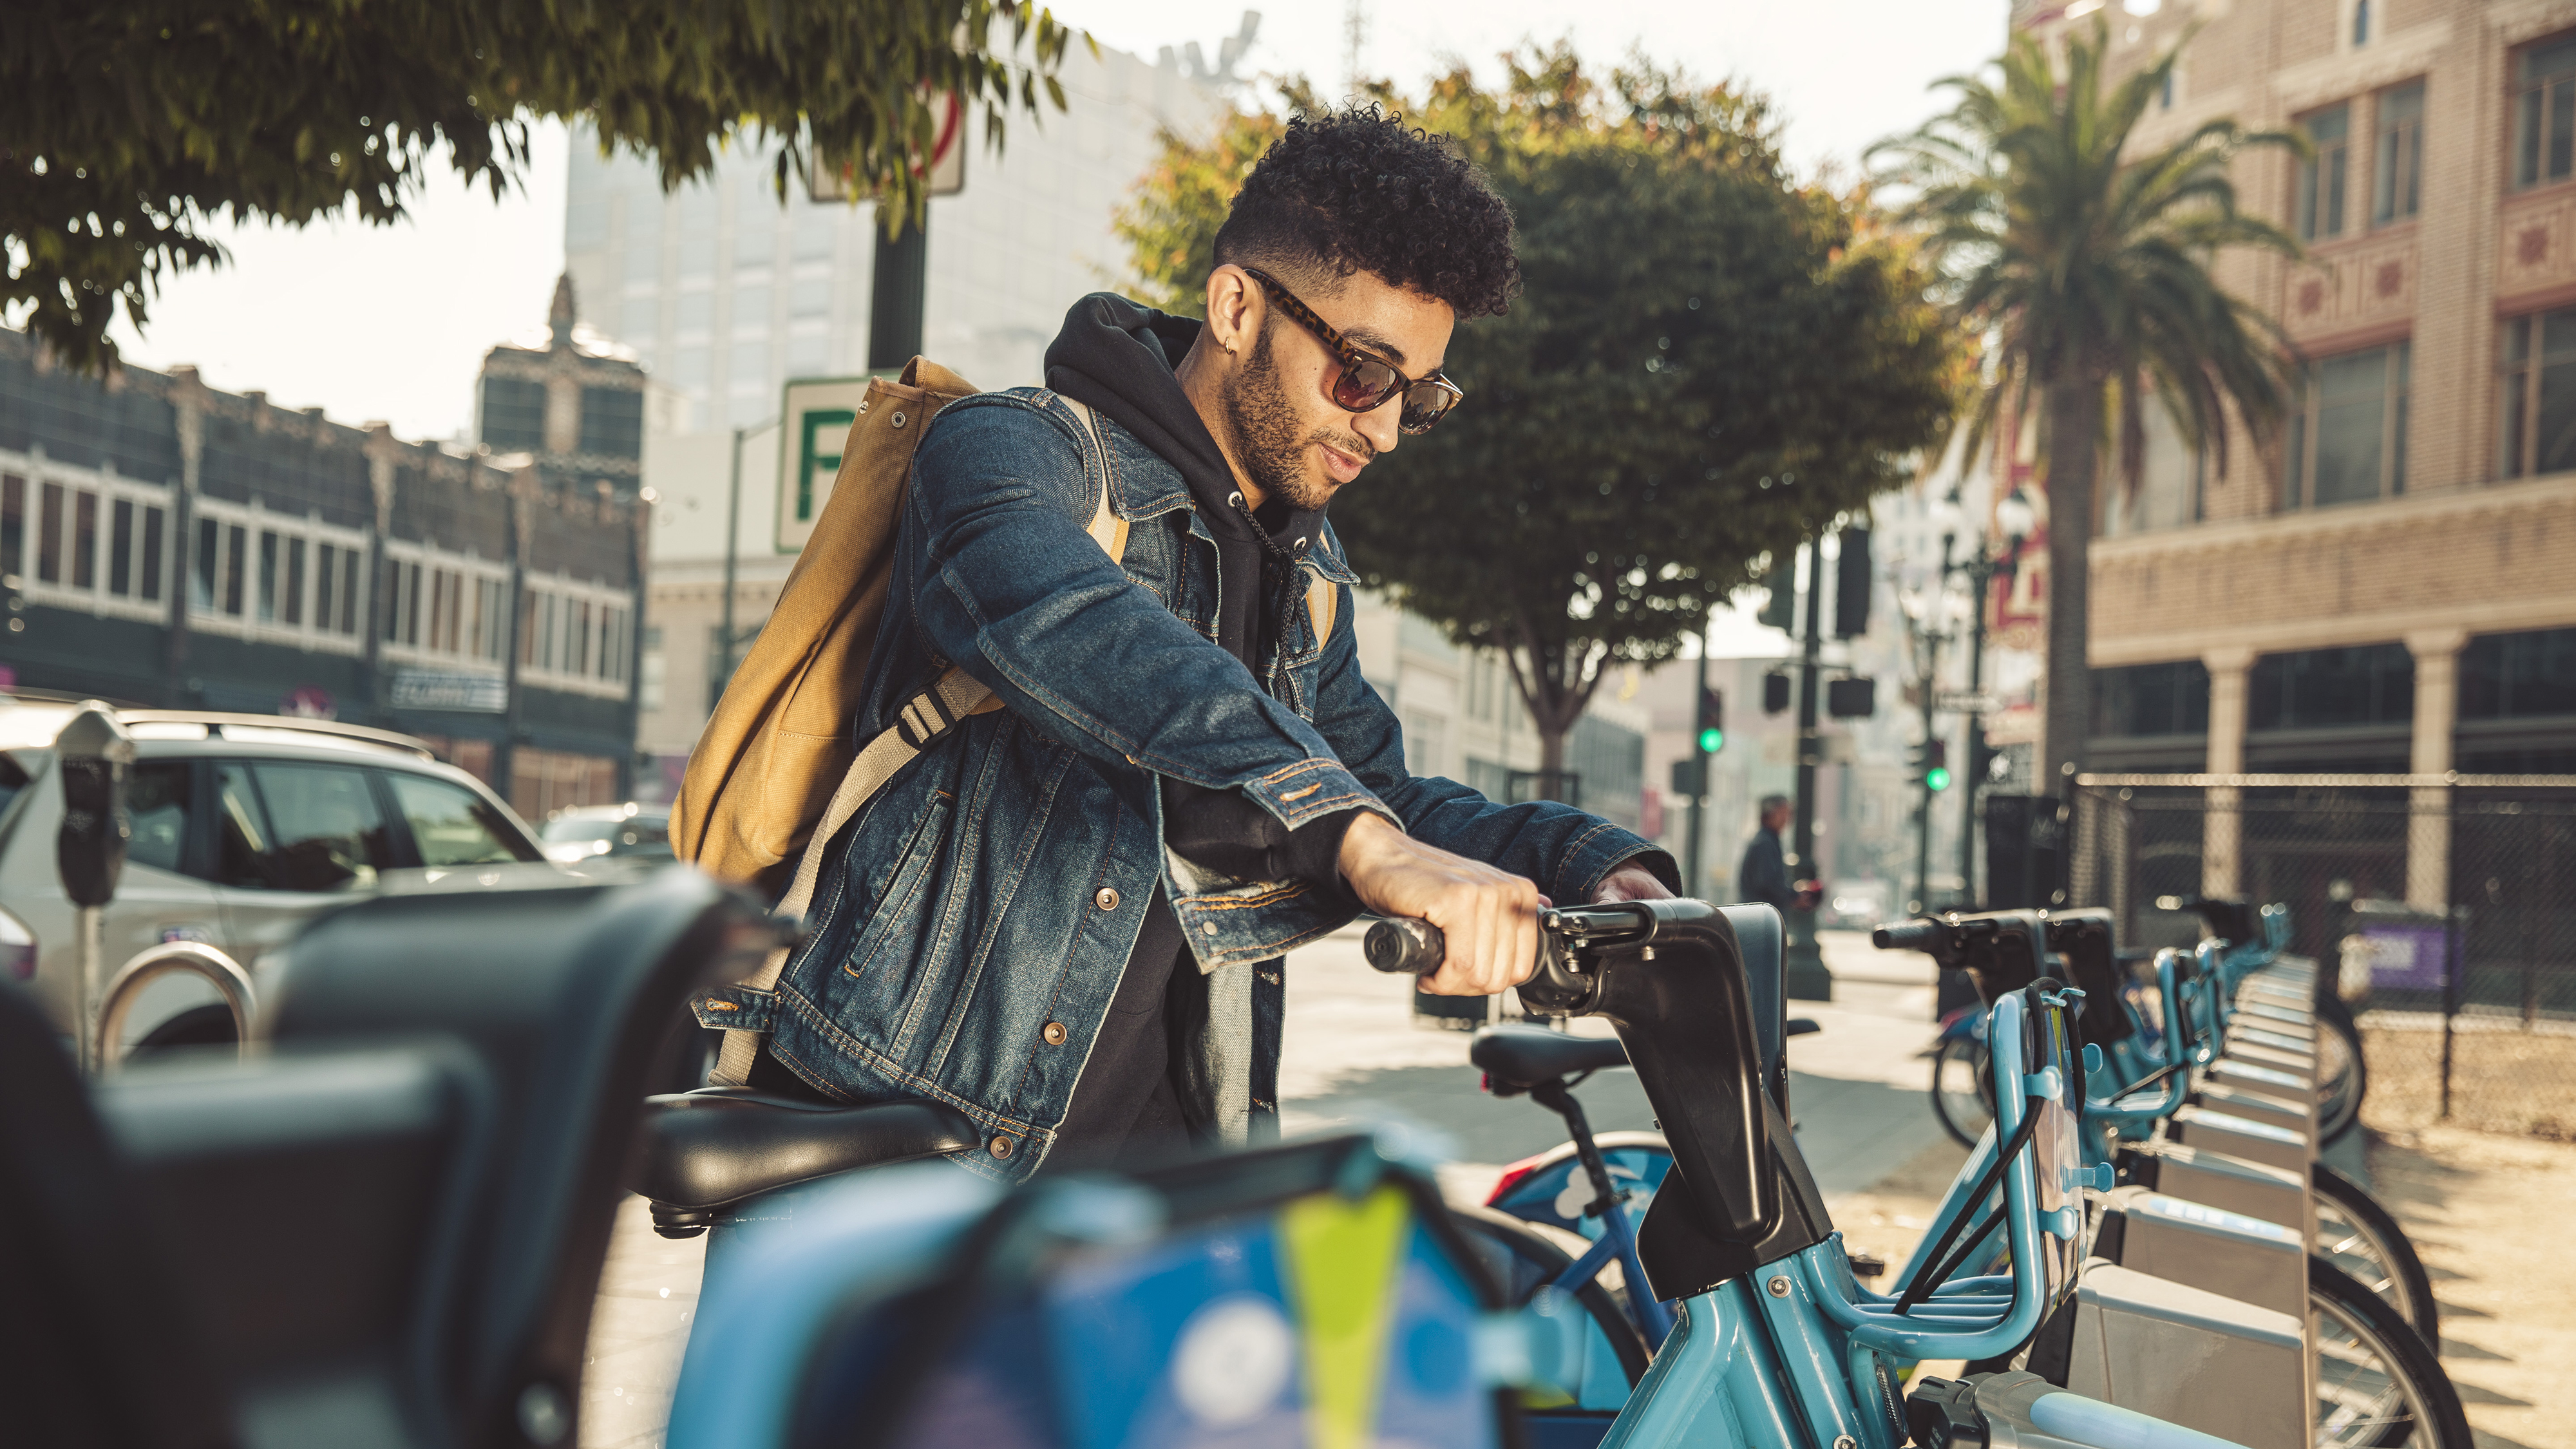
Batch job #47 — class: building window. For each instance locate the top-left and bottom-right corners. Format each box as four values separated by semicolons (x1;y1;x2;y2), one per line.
520;578;633;696
2372;82;2423;225
2248;645;2414;731
2515;36;2576;191
480;376;548;453
2160;69;2174;111
2460;628;2576;720
2295;104;2350;241
2092;661;2211;738
577;385;644;459
2494;307;2576;478
2283;341;2408;508
2351;0;2370;46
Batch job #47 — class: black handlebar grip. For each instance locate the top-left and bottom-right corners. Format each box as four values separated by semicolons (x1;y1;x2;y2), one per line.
1872;919;1942;952
1364;917;1446;974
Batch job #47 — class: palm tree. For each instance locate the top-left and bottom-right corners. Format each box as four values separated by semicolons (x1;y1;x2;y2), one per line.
1872;22;2302;791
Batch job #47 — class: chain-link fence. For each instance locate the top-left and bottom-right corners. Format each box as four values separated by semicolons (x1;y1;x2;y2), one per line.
2068;775;2576;1139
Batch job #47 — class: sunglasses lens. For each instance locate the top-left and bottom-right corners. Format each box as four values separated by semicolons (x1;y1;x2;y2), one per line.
1332;358;1402;413
1398;383;1459;435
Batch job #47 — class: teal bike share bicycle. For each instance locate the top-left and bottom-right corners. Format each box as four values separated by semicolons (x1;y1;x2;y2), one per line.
1448;900;2464;1449
652;898;2265;1449
1871;907;2468;1449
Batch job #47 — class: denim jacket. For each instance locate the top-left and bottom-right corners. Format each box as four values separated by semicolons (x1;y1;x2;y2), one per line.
706;388;1672;1180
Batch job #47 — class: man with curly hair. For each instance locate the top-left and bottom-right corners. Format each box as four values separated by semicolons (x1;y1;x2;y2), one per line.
740;106;1677;1175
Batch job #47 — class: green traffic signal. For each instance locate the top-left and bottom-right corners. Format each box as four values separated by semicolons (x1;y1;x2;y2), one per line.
1698;726;1725;755
1926;766;1953;791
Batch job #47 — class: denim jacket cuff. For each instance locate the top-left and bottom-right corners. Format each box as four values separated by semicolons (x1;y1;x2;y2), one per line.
690;985;778;1032
1553;828;1683;904
1239;757;1391;832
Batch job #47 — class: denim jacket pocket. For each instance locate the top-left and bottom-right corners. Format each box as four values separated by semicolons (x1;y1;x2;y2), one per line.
836;784;958;996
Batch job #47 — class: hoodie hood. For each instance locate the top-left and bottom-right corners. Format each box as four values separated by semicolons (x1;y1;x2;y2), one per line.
1041;293;1326;556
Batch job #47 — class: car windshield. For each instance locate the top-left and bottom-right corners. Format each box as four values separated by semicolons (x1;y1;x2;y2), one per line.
0;749;48;828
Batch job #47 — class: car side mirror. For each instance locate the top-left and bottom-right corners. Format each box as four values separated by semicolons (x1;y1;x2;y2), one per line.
54;703;133;909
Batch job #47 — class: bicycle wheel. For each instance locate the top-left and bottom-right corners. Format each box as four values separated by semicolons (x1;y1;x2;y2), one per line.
1448;1202;1649;1412
2309;1256;2472;1449
2312;1162;2438;1345
2314;995;2367;1146
1931;1036;1993;1149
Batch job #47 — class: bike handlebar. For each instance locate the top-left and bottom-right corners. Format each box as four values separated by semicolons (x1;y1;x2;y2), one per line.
1364;902;1657;976
1871;919;1942;951
1364;917;1446;974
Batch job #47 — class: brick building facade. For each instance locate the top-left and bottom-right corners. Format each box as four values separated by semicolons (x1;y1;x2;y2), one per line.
0;308;649;822
2011;0;2576;904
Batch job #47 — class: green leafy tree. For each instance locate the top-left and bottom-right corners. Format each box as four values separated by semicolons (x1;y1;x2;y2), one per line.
1871;23;2300;788
1120;51;1960;788
4;0;1079;373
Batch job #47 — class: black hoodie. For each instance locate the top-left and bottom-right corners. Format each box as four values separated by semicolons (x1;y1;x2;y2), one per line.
1037;294;1361;1159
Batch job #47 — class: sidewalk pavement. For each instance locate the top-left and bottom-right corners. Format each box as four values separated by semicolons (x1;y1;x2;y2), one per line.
1278;924;1948;1208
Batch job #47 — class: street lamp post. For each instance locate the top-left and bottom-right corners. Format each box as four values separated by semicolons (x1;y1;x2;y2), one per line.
719;416;782;690
1948;488;2034;907
1908;529;1955;914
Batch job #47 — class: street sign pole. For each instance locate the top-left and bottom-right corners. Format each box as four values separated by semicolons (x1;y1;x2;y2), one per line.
1786;534;1830;1001
1685;616;1710;895
867;220;929;370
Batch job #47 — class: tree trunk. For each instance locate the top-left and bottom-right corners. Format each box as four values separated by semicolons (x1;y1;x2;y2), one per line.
1503;620;1600;806
2040;376;2101;799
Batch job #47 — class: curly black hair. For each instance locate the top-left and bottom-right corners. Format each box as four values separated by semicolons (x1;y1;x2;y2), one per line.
1214;105;1519;318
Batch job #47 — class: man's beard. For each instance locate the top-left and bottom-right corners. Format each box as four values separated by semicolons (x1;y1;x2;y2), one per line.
1218;323;1360;513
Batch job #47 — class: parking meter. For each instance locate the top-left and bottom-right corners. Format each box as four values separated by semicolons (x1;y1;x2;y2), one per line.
53;703;133;1070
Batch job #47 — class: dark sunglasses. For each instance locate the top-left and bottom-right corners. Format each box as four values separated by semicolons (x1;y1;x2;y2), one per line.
1240;267;1464;435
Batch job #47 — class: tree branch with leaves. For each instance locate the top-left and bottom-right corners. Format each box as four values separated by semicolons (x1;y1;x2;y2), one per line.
3;0;1082;373
1121;49;1961;789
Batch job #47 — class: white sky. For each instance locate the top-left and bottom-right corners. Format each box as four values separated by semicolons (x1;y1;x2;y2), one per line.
100;0;2007;447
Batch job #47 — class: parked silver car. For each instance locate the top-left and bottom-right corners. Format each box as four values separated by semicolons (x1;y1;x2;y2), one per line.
0;697;546;1057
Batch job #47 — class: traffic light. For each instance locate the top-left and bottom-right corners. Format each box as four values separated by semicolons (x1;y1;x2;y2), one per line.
1833;527;1871;638
1762;671;1792;714
1924;739;1952;792
1696;687;1725;755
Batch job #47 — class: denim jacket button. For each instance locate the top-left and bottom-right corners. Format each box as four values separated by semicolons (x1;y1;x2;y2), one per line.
990;1135;1016;1159
1043;1021;1068;1045
1201;921;1218;936
1095;887;1121;911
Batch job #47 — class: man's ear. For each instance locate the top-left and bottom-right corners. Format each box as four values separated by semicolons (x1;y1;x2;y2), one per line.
1202;265;1260;356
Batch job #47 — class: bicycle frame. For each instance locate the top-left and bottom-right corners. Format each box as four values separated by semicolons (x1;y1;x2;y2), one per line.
1543;1179;1677;1345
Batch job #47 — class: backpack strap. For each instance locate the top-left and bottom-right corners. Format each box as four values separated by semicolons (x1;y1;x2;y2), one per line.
708;397;1122;1086
1306;575;1337;649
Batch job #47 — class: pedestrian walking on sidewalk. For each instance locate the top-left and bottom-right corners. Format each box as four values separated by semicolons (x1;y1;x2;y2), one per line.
1739;795;1796;914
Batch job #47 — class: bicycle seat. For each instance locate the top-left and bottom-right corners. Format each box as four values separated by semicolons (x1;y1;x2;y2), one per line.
638;1087;980;1235
1472;1022;1629;1088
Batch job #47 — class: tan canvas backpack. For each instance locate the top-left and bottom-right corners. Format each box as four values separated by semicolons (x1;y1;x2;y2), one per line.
668;356;1333;1084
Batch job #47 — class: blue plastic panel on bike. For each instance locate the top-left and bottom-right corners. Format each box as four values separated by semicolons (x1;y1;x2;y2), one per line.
2022;985;2090;1304
1488;1140;1674;1240
810;1181;1507;1449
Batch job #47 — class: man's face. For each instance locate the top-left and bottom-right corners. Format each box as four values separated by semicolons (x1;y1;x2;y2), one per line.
1209;265;1455;512
1763;804;1792;833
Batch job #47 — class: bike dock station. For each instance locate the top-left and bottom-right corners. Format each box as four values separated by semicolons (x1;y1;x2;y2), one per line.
0;714;2477;1449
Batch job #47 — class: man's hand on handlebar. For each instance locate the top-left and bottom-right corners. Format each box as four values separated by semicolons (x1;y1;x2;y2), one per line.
1338;813;1542;996
1588;861;1674;905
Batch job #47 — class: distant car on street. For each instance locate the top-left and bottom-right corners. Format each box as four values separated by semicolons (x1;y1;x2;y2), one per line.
540;802;673;863
1821;878;1895;930
0;696;547;1059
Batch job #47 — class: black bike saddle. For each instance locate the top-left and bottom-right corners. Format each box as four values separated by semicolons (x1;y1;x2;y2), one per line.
637;1088;980;1236
1472;1021;1629;1089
